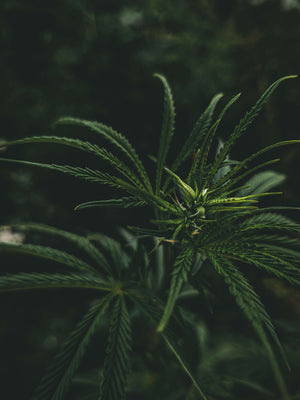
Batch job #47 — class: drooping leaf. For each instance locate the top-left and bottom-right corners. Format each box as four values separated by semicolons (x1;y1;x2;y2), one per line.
209;254;289;369
4;223;112;274
157;246;194;332
55;117;152;192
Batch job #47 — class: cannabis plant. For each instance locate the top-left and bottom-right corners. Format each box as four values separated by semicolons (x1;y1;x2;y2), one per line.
0;74;299;399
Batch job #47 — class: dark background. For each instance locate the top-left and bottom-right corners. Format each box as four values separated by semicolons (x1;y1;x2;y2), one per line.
0;0;299;398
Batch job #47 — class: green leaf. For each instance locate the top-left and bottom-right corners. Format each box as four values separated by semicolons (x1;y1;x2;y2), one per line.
211;243;300;287
3;223;112;274
169;93;223;177
32;294;113;400
99;295;132;400
0;134;146;190
0;272;111;292
211;140;300;195
54;117;152;192
87;233;130;277
240;213;300;233
0;242;98;274
209;254;290;370
189;93;241;186
157;246;194;332
0;158;179;215
207;75;297;184
236;170;286;197
75;197;146;211
154;73;176;194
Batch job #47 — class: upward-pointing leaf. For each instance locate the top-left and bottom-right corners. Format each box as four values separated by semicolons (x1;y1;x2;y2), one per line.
99;295;132;400
32;294;113;400
154;74;176;194
207;75;297;184
190;93;241;184
169;92;223;175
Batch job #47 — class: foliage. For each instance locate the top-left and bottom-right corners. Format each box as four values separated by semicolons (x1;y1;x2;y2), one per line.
0;74;300;399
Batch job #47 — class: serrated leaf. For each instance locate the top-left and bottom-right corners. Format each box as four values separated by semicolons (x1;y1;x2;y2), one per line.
4;223;112;274
0;272;111;293
32;294;113;400
54;117;152;192
154;74;176;194
236;170;286;197
207;75;297;184
0;242;97;274
169;92;223;179
99;295;132;400
209;254;289;370
157;246;194;332
75;197;146;211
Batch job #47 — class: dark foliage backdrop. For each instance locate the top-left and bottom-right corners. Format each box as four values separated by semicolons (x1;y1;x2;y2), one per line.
0;0;299;398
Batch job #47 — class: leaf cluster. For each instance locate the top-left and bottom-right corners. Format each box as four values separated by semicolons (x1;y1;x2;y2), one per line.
0;74;300;399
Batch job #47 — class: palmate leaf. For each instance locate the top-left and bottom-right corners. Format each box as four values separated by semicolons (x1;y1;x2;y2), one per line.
206;75;297;185
154;74;176;194
0;272;111;292
99;295;132;400
157;246;194;333
4;223;112;274
54;117;153;192
0;242;97;274
32;294;113;400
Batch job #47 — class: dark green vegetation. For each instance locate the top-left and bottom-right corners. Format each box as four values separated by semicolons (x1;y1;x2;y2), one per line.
1;1;300;399
0;72;300;399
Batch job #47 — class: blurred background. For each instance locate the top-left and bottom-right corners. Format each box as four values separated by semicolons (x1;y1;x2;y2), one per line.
0;0;299;398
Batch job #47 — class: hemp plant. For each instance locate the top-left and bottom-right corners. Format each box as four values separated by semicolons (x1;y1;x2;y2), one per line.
0;74;299;400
